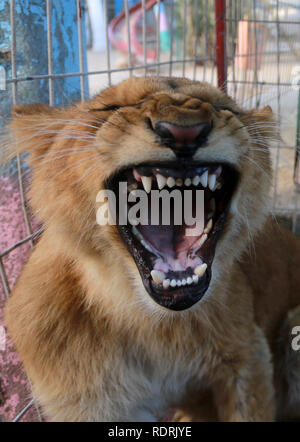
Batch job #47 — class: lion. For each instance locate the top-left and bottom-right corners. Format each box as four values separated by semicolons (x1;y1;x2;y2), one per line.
4;76;300;421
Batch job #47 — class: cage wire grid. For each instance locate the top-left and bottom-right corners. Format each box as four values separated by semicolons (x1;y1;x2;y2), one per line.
0;0;299;422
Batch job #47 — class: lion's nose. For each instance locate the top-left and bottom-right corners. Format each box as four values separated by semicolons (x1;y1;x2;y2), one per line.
154;121;212;159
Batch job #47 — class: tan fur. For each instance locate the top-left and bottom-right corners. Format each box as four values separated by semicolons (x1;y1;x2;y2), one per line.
4;77;300;421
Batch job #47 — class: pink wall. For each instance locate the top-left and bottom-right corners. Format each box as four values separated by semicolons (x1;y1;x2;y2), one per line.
0;177;40;422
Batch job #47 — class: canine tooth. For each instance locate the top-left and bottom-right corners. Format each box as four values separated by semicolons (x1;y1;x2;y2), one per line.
184;178;192;186
156;174;167;190
141;176;152;193
193;274;199;284
187;277;193;285
181;279;187;286
167;177;176;188
163;279;170;289
176;178;183;187
176;280;182;287
170;279;177;287
194;263;207;278
208;174;216;191
200;170;208;187
204;219;213;234
192;175;200;186
151;270;165;284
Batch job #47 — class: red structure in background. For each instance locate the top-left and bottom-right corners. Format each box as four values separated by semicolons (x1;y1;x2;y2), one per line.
109;0;228;89
108;0;158;63
235;19;266;71
215;0;227;92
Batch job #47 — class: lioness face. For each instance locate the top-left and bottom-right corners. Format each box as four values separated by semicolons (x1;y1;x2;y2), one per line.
12;77;274;313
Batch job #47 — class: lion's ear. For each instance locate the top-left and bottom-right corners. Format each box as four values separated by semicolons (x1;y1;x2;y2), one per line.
241;104;280;141
251;105;274;121
260;105;273;115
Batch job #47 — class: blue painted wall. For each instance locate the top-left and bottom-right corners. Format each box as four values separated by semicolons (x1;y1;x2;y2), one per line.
0;0;88;112
0;0;88;174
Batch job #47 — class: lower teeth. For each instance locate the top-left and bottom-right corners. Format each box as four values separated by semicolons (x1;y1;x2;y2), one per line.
151;268;207;289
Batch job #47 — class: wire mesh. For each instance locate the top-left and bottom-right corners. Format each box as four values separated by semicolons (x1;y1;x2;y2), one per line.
0;0;299;421
225;0;300;232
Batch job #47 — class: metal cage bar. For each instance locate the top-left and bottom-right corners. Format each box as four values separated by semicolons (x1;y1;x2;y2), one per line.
215;0;227;91
124;0;133;76
103;0;112;86
77;0;87;101
46;0;54;106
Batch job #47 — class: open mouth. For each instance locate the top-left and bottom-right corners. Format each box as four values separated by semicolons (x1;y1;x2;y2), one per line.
107;163;239;311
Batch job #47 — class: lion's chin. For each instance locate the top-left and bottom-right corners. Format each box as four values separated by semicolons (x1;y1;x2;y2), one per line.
107;161;239;311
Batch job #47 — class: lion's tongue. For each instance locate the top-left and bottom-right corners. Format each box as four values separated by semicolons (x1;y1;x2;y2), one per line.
138;225;198;254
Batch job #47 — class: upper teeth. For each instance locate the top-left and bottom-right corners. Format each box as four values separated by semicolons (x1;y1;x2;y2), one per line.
192;175;200;186
208;174;216;191
166;177;176;188
141;176;152;193
156;174;167;190
200;170;208;187
136;170;220;192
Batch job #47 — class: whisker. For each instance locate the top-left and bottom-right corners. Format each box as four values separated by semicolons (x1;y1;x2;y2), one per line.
240;154;274;186
47;153;102;182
